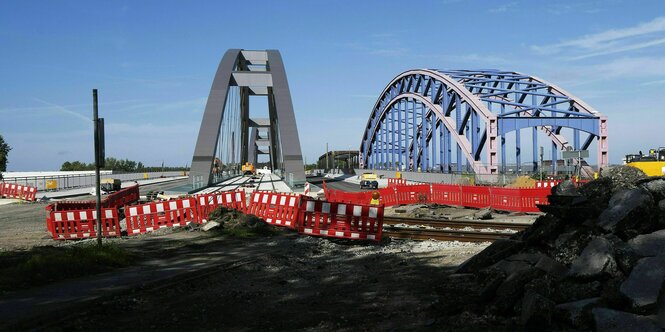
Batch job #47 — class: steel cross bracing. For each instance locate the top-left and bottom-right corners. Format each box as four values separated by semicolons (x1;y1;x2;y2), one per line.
359;69;608;175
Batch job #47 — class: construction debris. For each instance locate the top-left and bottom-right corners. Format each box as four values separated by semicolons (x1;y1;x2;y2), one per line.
437;166;665;331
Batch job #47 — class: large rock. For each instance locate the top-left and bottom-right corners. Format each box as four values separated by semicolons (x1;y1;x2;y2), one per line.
492;267;544;314
518;214;563;245
619;255;665;311
607;165;647;193
551;280;603;304
568;237;618;279
641;178;665;201
628;229;665;257
552;230;594;265
592;308;661;332
520;290;555;330
555;297;600;328
456;239;523;273
596;188;654;235
488;252;568;281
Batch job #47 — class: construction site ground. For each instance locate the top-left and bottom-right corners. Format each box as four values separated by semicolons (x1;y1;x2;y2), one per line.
0;197;540;330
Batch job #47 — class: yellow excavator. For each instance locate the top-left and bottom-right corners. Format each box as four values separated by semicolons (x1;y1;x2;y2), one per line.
242;162;256;176
625;148;665;176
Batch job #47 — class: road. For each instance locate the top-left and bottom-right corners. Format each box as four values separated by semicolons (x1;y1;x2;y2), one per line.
306;175;367;192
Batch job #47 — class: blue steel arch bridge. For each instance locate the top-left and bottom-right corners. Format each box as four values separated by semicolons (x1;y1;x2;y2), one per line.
359;69;608;178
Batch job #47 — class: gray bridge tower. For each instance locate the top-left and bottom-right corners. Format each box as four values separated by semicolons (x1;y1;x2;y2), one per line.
189;49;306;190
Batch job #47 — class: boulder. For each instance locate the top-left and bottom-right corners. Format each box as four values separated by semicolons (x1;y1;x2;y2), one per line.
552;230;594;265
620;255;665;311
520;290;555;330
555;297;600;328
641;178;665;201
551;280;603;304
607;165;647;193
456;239;523;273
568;237;618;279
519;214;563;245
596;188;654;235
628;229;665;257
592;308;661;332
492;267;544;314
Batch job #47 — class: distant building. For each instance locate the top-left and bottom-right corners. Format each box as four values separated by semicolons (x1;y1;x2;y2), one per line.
317;150;359;170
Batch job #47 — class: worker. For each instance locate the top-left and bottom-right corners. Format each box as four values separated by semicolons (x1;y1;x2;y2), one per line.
370;191;380;205
594;172;598;180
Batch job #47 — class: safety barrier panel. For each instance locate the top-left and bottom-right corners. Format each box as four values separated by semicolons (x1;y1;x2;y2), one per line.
489;187;523;212
387;178;407;187
196;190;246;223
125;198;198;235
460;185;492;209
519;188;551;213
377;187;398;206
430;184;462;206
0;182;37;201
246;191;301;228
535;181;560;188
395;184;431;205
297;197;383;241
49;208;121;240
104;185;140;208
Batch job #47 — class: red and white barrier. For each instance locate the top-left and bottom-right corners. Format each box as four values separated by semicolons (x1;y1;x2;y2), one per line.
297;198;383;241
196;190;246;223
535;181;560;188
125;198;198;235
49;208;121;240
0;183;37;201
387;178;407;187
246;191;301;228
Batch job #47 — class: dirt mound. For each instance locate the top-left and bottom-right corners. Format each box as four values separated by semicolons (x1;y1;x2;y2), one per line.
507;176;537;188
438;167;665;331
207;206;278;237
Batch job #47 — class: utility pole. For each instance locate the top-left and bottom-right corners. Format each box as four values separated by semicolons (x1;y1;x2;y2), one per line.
539;146;544;181
326;143;329;171
93;89;103;246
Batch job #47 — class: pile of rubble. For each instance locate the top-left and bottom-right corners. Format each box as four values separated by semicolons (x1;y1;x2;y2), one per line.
438;166;665;331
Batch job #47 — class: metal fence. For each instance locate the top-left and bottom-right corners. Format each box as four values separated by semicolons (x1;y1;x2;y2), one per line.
2;171;186;191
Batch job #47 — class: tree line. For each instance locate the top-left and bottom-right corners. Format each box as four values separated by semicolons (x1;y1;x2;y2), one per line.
60;157;189;173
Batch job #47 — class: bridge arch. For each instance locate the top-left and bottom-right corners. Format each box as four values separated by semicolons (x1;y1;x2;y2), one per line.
359;69;608;176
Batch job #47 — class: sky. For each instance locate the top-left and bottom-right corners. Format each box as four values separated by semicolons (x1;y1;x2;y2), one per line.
2;0;665;171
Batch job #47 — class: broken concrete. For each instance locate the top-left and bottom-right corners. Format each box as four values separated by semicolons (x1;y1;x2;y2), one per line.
620;255;665;311
628;229;665;257
568;236;618;279
592;308;661;332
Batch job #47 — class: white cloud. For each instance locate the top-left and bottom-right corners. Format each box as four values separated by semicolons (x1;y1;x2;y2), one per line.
531;16;665;59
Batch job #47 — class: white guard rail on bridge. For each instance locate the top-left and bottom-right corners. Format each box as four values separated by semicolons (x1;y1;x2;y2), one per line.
1;171;187;191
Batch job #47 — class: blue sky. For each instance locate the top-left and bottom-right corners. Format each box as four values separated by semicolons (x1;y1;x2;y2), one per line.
2;0;665;171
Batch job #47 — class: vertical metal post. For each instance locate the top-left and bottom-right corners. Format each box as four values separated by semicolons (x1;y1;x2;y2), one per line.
93;89;102;246
539;146;544;181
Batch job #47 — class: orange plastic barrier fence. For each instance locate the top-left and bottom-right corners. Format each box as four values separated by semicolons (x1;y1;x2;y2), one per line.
395;184;431;205
297;197;383;241
104;185;140;208
535;181;560;188
430;183;462;206
0;182;37;201
460;185;492;209
518;188;552;212
196;190;246;223
246;191;302;228
387;178;407;187
49;208;121;240
377;187;398;206
125;198;198;235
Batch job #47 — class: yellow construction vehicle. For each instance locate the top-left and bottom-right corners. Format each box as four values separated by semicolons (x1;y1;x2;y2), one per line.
625;148;665;176
242;162;256;176
360;172;379;189
101;178;122;192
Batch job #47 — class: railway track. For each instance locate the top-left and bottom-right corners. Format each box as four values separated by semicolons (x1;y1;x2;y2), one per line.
382;216;529;242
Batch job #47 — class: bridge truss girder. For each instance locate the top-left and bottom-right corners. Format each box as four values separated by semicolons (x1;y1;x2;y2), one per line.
360;69;608;175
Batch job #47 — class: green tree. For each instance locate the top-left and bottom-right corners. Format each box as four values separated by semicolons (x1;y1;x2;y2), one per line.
0;134;11;172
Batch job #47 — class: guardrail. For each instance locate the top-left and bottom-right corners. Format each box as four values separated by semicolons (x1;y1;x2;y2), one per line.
2;171;186;191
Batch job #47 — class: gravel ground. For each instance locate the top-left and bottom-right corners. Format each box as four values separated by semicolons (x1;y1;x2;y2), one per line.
0;196;528;330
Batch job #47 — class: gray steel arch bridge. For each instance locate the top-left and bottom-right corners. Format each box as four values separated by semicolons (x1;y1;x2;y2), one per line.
359;69;608;176
189;49;306;190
